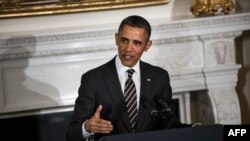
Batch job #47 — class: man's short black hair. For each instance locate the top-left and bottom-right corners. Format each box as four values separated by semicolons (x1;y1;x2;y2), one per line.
118;15;151;41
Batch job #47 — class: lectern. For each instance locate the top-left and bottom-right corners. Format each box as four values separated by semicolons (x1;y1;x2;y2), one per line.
99;125;223;141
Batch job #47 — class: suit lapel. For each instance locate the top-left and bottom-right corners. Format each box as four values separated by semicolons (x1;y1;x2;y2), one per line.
136;61;153;132
102;58;132;132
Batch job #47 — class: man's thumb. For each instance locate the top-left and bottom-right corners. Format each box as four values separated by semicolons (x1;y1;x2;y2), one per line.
93;105;102;118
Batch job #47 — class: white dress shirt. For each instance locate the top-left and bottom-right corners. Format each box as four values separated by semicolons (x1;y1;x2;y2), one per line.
115;56;141;109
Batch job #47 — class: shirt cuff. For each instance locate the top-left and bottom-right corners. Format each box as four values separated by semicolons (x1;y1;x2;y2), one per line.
82;121;94;138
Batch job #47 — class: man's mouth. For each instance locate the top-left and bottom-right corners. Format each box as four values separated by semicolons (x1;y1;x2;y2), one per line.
124;55;132;60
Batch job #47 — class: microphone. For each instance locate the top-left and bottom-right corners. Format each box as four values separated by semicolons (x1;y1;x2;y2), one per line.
141;96;159;117
153;95;188;129
141;95;192;129
153;95;172;114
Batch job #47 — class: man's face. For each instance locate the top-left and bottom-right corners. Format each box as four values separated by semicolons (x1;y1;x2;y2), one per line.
115;25;152;68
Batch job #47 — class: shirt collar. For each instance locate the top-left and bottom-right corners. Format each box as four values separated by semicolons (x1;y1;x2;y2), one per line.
115;55;140;74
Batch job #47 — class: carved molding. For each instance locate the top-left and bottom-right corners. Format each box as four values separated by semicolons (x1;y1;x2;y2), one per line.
204;39;236;66
0;44;116;61
196;87;241;125
145;41;203;71
154;14;250;32
0;31;245;62
196;90;215;124
200;31;243;40
202;65;241;90
0;30;115;46
153;36;200;45
0;36;202;61
208;87;241;124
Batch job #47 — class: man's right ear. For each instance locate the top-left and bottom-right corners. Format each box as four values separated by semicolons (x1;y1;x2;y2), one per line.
115;33;119;45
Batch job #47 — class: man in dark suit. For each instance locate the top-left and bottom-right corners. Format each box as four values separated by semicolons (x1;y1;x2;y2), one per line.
66;15;177;141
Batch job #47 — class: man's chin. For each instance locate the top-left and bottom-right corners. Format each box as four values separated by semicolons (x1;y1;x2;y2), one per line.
121;61;134;68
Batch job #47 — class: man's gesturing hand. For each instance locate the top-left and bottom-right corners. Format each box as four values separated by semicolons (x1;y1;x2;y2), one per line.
85;105;113;134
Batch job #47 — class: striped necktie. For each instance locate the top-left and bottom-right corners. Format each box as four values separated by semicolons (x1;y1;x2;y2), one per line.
124;69;137;132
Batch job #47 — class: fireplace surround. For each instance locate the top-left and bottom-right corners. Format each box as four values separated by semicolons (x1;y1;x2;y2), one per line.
1;12;250;126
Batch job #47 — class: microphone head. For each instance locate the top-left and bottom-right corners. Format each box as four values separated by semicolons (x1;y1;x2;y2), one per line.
153;95;173;114
140;96;159;117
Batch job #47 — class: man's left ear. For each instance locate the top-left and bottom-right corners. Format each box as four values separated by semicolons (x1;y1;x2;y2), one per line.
145;40;152;52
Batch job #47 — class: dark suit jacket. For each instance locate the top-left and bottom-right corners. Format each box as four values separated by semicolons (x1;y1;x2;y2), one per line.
66;57;173;141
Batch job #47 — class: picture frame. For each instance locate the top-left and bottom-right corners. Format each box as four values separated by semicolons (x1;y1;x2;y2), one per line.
0;0;169;18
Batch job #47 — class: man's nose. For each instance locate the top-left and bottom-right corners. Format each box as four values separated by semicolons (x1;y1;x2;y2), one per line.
124;42;133;51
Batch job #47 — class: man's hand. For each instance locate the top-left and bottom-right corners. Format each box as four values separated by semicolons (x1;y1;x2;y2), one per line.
85;105;113;134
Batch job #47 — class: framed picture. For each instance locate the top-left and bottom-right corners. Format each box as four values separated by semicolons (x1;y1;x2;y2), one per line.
0;0;169;18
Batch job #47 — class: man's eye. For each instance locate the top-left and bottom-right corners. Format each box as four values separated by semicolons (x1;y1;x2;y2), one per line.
121;39;127;43
134;41;142;46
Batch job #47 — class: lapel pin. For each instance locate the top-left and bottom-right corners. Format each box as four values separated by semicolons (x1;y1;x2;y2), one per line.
147;78;151;81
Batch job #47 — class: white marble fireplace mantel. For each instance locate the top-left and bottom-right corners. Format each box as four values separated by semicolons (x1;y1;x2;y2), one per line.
0;13;250;124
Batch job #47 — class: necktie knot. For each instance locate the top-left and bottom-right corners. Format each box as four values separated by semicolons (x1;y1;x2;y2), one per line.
127;69;135;79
